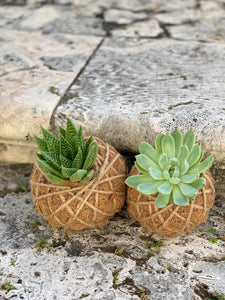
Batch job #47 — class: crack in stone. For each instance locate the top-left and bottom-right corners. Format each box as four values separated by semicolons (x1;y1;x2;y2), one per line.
50;38;104;131
168;101;194;110
158;22;171;37
102;21;127;37
0;66;38;78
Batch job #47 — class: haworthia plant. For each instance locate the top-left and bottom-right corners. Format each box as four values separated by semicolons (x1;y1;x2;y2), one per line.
35;118;98;184
126;129;214;208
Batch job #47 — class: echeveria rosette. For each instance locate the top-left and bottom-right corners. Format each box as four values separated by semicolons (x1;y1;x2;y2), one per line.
34;118;98;185
125;129;214;208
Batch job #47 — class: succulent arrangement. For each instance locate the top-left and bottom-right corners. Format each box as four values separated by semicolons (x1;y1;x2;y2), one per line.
34;118;98;185
126;129;214;208
31;118;127;233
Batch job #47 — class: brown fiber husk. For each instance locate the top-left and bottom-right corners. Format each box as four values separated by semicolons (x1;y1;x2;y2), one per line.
30;137;127;233
127;166;215;237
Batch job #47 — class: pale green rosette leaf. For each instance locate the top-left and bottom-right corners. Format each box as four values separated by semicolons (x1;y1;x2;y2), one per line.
137;181;164;195
161;134;175;159
125;175;154;188
139;142;159;163
183;130;195;153
155;193;171;208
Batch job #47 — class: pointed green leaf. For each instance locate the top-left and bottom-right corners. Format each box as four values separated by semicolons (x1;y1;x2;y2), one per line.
46;173;67;185
183;130;195;152
37;153;45;160
155;133;165;154
191;177;206;190
161;134;175;159
59;127;66;138
158;181;172;194
180;160;189;175
188;155;214;174
41;126;60;152
155;193;171;208
86;140;97;152
41;151;61;170
78;126;86;154
66;118;77;144
62;167;79;178
158;153;169;170
172;186;189;206
83;142;98;170
72;134;79;153
80;170;94;183
37;160;64;178
72;126;86;154
136;154;161;171
171;129;183;156
180;174;200;183
178;182;198;196
85;135;93;151
70;169;87;182
34;136;48;152
60;155;72;168
72;147;83;169
137;181;164;195
177;145;189;161
149;167;164;180
135;161;149;175
139;142;159;163
125;175;153;188
188;144;201;167
60;135;74;159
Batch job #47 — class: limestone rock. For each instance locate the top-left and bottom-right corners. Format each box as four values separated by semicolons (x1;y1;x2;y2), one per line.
54;38;225;170
0;176;224;299
99;0;197;12
201;1;225;22
112;19;163;38
155;9;201;25
0;29;102;163
169;22;225;43
20;6;59;29
104;9;148;25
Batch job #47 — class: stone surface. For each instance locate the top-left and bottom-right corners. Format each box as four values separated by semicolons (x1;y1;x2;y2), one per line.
54;38;225;170
111;19;163;38
169;21;225;43
20;6;60;29
200;1;225;22
0;29;102;162
0;164;224;300
104;9;148;25
3;5;105;36
93;0;197;12
155;9;201;25
0;6;29;27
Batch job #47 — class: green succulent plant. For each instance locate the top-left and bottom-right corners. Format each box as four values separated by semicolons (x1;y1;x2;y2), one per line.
34;118;98;185
125;129;214;208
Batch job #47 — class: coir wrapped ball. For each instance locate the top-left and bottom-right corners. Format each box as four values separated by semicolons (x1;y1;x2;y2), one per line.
127;167;215;237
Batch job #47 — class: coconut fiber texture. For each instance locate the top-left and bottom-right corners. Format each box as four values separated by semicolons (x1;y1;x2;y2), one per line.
127;167;215;237
30;137;127;234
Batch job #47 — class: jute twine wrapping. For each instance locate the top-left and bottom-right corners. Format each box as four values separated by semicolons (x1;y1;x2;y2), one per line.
127;166;215;237
30;137;127;234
